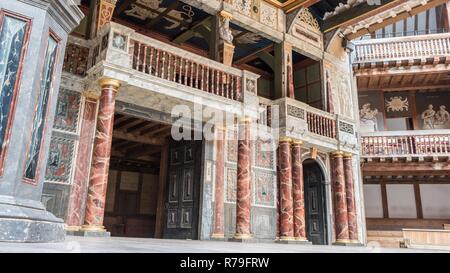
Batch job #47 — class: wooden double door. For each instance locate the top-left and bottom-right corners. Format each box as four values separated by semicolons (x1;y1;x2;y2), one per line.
303;159;328;245
163;139;202;239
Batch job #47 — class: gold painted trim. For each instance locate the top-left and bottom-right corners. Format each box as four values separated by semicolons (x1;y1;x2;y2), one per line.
80;225;106;232
279;236;296;241
336;239;351;243
211;233;225;239
343;152;353;158
239;117;252;123
234;233;253;240
291;139;303;145
82;90;100;100
99;78;121;90
331;151;344;157
279;137;292;143
219;10;233;20
66;226;81;231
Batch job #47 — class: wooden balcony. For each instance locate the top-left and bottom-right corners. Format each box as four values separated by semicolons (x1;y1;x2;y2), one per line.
272;97;357;151
63;23;259;113
361;130;450;161
352;33;450;67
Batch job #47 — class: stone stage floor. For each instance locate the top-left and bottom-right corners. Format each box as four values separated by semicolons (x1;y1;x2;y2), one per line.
0;236;449;253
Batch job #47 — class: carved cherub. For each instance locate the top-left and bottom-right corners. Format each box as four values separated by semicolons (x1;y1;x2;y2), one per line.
421;104;436;129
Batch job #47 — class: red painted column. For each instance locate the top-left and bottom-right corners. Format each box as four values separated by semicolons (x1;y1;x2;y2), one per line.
331;151;350;243
81;78;120;232
66;95;98;230
291;140;307;241
234;117;252;240
278;137;294;240
212;125;226;239
343;152;358;243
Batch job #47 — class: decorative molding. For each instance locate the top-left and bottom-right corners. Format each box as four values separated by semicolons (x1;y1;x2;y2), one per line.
287;104;305;119
339;121;355;135
298;8;320;31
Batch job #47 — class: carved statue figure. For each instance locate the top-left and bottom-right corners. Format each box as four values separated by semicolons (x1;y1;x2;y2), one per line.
359;103;378;132
435;105;450;126
421;104;436;129
219;14;233;44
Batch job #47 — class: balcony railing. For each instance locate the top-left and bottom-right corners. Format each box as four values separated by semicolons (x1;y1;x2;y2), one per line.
361;130;450;158
352;32;450;64
130;39;242;101
307;111;336;139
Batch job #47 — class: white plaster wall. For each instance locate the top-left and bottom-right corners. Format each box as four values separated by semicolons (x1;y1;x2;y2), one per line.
420;184;450;219
363;184;383;218
386;184;417;218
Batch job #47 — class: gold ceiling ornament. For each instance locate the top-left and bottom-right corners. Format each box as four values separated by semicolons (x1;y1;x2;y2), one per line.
298;8;320;30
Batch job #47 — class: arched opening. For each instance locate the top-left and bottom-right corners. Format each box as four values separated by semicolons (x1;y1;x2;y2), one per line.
303;159;328;245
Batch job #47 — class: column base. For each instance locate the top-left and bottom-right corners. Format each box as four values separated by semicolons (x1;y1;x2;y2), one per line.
69;230;111;237
0;198;65;242
276;238;312;245
229;233;257;243
70;225;110;237
211;233;226;241
333;239;363;246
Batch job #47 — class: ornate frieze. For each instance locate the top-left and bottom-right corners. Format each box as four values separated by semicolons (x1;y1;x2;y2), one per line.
254;138;273;169
339;121;354;135
225;167;237;203
53;89;81;133
287;104;305;120
45;136;75;183
254;171;275;207
298;8;320;31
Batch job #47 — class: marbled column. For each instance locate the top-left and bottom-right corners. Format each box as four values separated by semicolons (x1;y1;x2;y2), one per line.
81;78;120;231
343;153;358;243
212;125;226;239
66;96;98;230
291;140;307;241
331;151;350;243
234;117;252;239
278;137;294;240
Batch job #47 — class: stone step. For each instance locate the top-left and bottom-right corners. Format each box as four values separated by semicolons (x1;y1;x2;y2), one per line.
367;230;404;248
367;230;403;237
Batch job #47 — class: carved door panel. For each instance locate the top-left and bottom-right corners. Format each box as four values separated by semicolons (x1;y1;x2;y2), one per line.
304;162;327;245
163;140;201;239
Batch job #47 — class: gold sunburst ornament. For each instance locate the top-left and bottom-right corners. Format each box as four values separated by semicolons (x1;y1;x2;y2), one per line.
385;96;409;112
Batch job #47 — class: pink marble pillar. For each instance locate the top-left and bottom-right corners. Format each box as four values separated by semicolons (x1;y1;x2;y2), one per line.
234;117;252;239
212;125;226;239
291;140;307;241
66;96;98;230
331;151;350;243
278;137;294;240
343;153;358;243
81;78;120;232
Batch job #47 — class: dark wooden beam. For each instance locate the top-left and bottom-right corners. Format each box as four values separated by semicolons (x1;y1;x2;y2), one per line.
114;0;136;17
113;130;167;146
172;16;212;44
323;0;403;33
144;0;179;29
234;44;274;65
346;0;447;39
155;144;168;238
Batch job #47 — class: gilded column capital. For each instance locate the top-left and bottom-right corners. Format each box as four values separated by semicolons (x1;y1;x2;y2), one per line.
331;151;344;157
82;90;100;100
279;137;292;143
98;78;121;91
239;116;252;123
291;139;303;146
343;152;353;158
